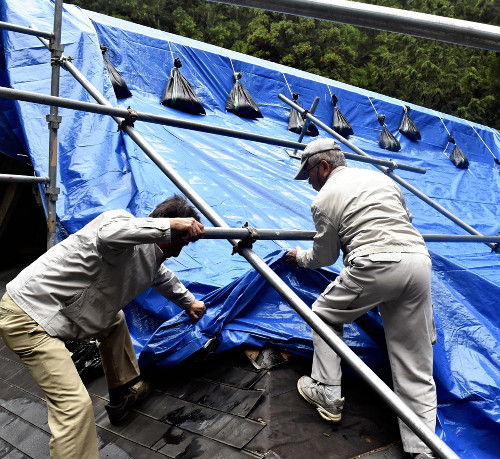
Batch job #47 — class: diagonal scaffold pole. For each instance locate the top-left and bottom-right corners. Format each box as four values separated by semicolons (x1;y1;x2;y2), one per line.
279;93;495;251
17;33;459;458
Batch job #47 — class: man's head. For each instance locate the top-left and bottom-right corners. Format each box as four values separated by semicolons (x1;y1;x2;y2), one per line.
294;139;346;191
150;194;201;221
150;195;202;258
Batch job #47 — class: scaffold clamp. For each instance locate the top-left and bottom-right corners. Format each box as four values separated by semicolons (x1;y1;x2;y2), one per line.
118;106;139;131
231;223;259;255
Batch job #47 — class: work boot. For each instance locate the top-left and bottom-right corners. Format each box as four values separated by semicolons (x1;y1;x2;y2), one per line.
105;379;151;425
297;376;344;422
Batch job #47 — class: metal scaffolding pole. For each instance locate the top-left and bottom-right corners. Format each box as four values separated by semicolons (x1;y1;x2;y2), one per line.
29;46;459;458
0;21;53;39
202;227;500;244
0;174;50;184
208;0;500;52
279;93;495;251
45;0;63;249
0;85;426;176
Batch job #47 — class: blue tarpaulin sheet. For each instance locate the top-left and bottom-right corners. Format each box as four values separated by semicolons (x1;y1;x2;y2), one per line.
1;1;499;457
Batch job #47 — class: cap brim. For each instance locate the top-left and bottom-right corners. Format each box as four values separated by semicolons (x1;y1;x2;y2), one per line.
294;160;309;180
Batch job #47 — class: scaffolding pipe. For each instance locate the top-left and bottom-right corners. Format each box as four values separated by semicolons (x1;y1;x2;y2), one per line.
37;48;459;459
290;96;320;157
0;86;426;176
208;0;500;52
202;227;500;244
279;93;495;251
0;20;54;39
45;0;63;249
0;174;50;184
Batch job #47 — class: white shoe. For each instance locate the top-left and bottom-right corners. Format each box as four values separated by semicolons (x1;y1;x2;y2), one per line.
297;376;344;422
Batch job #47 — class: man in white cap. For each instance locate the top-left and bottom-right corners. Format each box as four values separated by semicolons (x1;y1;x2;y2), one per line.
285;138;437;459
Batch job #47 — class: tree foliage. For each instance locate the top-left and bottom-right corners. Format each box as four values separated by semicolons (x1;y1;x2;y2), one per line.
65;0;500;128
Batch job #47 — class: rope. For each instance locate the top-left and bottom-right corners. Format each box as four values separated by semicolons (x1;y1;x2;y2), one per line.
465;120;498;161
167;41;175;64
281;72;294;98
359;88;379;116
430;109;454;158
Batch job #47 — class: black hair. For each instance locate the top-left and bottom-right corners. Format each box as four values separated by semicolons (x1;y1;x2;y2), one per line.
149;194;201;222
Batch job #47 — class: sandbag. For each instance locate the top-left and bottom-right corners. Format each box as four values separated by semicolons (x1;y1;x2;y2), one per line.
100;45;132;99
287;93;318;136
448;135;469;169
378;114;401;152
66;340;103;384
161;58;206;115
225;72;263;119
398;105;421;141
331;94;353;137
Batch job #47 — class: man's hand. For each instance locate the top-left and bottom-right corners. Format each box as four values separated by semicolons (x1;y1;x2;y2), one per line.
187;300;206;320
170;218;205;243
285;247;300;268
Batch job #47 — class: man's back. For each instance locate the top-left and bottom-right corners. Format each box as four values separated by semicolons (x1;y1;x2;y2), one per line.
313;167;428;264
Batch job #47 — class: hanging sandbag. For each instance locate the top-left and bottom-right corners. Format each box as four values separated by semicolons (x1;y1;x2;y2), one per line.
331;94;353;137
225;72;263;119
378;114;401;152
448;135;469;169
100;45;132;99
287;93;319;136
161;58;206;115
398;105;421;141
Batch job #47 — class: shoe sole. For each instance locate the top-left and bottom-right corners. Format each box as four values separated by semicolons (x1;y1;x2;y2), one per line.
297;380;342;422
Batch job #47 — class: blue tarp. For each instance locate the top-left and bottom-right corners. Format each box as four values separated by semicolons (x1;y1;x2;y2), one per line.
1;1;499;457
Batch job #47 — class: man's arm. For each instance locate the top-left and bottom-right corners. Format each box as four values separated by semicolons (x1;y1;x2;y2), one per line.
152;265;206;320
286;206;341;270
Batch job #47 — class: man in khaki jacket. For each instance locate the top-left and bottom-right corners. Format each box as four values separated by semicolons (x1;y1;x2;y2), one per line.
0;195;205;459
285;139;436;459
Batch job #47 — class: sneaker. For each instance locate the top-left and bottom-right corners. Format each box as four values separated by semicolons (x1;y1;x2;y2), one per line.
105;379;152;425
412;453;436;459
297;376;344;422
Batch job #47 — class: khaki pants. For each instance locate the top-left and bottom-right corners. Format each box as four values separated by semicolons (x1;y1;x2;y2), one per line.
311;253;436;454
0;292;140;459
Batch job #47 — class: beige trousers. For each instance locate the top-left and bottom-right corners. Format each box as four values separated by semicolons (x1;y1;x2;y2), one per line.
0;292;140;459
311;253;436;454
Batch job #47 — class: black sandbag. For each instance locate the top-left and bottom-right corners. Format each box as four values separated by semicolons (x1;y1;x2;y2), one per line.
287;93;319;136
398;105;421;141
66;340;103;384
378;114;401;152
331;94;354;137
225;72;263;119
448;135;469;169
161;58;206;115
100;45;132;99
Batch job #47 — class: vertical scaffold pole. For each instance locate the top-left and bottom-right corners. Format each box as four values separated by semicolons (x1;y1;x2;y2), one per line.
45;0;63;249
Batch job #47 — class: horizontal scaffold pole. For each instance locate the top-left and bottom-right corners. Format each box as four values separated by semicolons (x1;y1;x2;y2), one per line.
0;20;53;39
0;86;426;175
29;38;458;458
208;0;500;52
278;93;495;251
202;227;500;244
0;174;50;184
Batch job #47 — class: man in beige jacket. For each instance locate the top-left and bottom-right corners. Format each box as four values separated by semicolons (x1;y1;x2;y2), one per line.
285;139;436;459
0;194;205;459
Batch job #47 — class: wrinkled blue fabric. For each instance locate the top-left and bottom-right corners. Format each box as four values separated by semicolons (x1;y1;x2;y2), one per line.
1;1;499;457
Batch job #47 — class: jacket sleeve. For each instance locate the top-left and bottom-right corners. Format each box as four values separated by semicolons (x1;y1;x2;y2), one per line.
97;213;172;256
152;264;195;310
296;205;341;269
